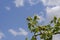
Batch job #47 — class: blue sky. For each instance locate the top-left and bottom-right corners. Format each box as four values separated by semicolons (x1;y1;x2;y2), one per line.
0;0;45;40
0;0;60;40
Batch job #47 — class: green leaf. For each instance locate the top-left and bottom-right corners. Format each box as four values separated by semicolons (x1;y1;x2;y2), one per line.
42;26;46;30
53;16;57;23
28;23;32;30
31;36;37;40
32;21;37;25
25;37;28;40
40;35;43;39
50;20;53;23
27;17;32;21
34;27;39;33
58;18;60;23
54;16;57;20
34;15;37;21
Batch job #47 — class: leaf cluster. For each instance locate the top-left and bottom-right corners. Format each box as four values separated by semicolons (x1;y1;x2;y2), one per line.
26;16;60;40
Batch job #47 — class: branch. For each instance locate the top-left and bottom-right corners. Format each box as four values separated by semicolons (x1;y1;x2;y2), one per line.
54;32;60;34
34;33;42;37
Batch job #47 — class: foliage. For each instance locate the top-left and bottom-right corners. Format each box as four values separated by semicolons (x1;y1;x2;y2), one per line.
26;15;60;40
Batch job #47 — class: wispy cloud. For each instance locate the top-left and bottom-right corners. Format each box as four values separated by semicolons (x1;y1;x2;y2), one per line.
8;29;17;36
19;28;28;36
5;6;10;11
29;0;40;6
13;0;41;7
41;0;60;6
0;32;5;39
8;28;28;36
14;0;24;7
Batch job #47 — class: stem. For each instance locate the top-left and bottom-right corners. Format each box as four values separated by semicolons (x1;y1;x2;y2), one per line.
54;32;60;34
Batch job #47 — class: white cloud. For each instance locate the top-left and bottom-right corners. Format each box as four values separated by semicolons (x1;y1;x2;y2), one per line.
9;28;28;36
41;0;60;22
46;6;60;21
19;28;28;36
8;29;17;36
0;32;5;39
5;6;10;11
53;34;60;40
41;0;60;6
14;0;24;7
29;0;40;6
